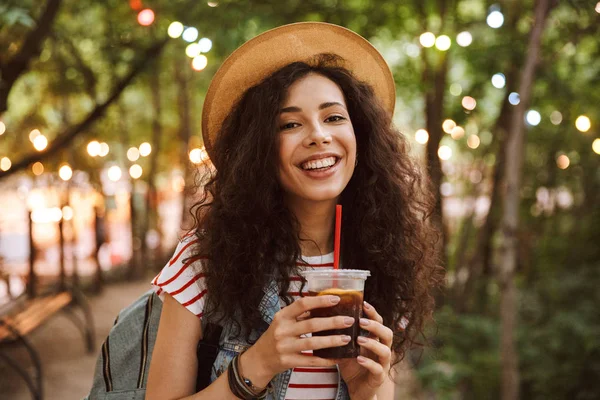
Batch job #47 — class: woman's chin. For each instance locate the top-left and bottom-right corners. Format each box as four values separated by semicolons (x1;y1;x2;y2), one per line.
300;189;343;204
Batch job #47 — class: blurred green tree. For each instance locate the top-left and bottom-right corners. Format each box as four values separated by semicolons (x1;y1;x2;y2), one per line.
0;1;599;399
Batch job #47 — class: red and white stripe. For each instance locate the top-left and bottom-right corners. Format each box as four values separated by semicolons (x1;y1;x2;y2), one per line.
151;237;207;317
285;254;338;400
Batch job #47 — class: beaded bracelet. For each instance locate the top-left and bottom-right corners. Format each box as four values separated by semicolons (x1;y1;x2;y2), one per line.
227;353;270;399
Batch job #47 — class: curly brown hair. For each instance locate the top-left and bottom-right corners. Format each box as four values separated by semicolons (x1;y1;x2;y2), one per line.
189;54;443;362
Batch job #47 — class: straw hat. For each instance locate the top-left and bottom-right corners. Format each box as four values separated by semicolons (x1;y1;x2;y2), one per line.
201;21;396;154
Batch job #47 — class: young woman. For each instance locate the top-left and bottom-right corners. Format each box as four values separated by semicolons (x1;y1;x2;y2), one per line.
147;22;442;400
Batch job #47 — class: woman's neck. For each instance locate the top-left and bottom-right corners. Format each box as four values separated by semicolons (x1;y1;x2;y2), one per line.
287;198;336;257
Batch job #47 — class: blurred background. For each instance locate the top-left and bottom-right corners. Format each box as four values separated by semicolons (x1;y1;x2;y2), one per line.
0;0;598;399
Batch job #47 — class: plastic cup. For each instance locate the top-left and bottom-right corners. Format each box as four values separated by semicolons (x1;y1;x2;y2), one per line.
300;269;370;358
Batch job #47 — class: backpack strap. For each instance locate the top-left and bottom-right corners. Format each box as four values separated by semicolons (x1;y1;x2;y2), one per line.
196;297;223;391
195;322;223;391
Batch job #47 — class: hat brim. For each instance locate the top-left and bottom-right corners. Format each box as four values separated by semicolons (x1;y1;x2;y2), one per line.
202;22;396;153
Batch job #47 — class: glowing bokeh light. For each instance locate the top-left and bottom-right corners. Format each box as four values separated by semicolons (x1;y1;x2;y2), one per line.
31;208;61;223
172;176;185;192
405;43;420;58
487;11;504;28
62;206;74;221
33;135;48;151
508;92;520;105
491;73;506;88
438;145;452;160
470;170;483;184
592;139;600;155
462;96;477;111
440;182;453;197
415;129;429;144
550;111;563;125
29;129;41;142
556;154;570;169
189;148;203;164
129;0;142;10
107;166;122;182
32;162;44;175
0;121;5;135
192;55;208;71
442;119;456;134
129;164;143;179
186;43;201;58
189;147;209;164
526;110;542;126
0;157;11;171
87;140;100;157
168;22;184;38
419;32;436;48
182;27;199;43
451;126;465;140
456;31;473;47
51;208;63;222
575;115;591;132
137;9;155;26
99;142;109;157
139;142;152;157
127;147;140;162
435;35;451;51
449;83;462;96
467;135;481;149
198;38;213;53
207;1;219;6
596;2;600;13
59;164;73;181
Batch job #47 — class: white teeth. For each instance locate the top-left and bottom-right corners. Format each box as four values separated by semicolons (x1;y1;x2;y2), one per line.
301;156;337;170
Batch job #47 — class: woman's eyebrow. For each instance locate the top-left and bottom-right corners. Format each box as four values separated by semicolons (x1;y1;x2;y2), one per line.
280;101;346;114
319;101;346;110
280;106;302;113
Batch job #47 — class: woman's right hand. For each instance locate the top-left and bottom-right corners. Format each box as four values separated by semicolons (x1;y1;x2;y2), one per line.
238;294;355;388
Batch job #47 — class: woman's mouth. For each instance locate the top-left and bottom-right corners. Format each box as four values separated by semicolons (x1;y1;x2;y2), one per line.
300;156;338;172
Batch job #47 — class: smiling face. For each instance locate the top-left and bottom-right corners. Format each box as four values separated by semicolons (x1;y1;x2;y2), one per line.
277;73;357;208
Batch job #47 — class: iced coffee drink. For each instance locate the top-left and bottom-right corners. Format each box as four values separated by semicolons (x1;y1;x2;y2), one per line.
300;269;370;359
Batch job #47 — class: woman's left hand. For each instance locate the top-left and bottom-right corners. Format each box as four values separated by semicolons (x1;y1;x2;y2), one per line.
337;301;394;400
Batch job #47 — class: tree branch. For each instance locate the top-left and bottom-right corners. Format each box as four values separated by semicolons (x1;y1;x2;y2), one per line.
51;31;98;99
0;0;62;113
0;38;169;180
498;1;555;398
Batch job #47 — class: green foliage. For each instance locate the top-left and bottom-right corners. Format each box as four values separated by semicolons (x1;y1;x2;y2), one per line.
418;306;501;399
0;4;35;30
519;263;600;399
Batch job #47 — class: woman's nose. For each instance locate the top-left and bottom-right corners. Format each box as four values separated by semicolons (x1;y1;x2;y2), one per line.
304;122;332;147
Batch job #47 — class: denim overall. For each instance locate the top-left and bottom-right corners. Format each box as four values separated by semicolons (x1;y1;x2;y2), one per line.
208;280;351;400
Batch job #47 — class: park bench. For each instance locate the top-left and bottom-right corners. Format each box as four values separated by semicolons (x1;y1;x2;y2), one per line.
0;288;95;400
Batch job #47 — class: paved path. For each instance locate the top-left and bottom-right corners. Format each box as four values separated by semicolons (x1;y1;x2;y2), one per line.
0;279;151;400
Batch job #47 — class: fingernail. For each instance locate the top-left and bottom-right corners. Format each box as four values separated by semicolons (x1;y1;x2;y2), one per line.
357;336;367;344
363;301;371;309
330;296;341;304
360;318;370;326
344;317;355;326
357;356;367;363
341;335;351;343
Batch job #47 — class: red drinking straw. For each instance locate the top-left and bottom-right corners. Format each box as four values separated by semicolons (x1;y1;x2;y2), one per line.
333;204;342;270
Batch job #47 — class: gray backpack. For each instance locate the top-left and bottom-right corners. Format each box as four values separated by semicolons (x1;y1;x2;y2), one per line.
86;290;161;399
86;290;222;400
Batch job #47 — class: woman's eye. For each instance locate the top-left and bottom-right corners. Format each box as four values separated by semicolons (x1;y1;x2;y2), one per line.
326;115;345;122
280;122;300;130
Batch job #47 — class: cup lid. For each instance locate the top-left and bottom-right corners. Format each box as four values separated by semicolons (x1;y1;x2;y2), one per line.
299;269;371;279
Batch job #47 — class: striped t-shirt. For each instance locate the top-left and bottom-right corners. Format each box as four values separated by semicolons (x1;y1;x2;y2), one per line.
151;236;340;400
